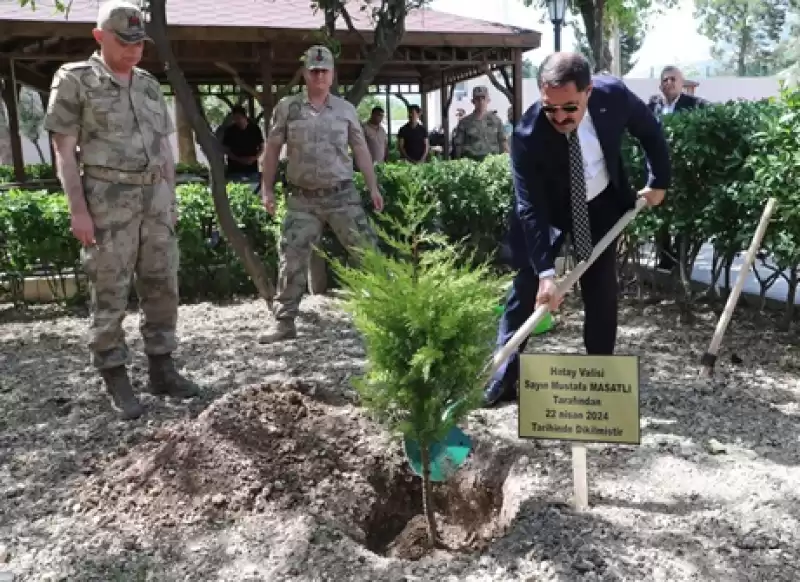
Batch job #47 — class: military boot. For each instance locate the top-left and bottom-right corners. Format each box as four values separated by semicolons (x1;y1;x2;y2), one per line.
146;354;200;399
100;366;144;420
257;319;297;344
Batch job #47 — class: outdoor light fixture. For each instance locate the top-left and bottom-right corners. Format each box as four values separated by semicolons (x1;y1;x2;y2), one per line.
547;0;567;51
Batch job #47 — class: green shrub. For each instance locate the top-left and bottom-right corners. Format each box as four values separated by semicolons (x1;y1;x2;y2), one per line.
622;97;798;320
744;86;800;326
0;182;285;305
0;163;55;183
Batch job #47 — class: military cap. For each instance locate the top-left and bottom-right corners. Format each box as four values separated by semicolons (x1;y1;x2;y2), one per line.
304;45;334;71
96;0;151;44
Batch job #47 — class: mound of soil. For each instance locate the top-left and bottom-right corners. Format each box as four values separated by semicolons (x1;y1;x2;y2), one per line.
74;382;522;560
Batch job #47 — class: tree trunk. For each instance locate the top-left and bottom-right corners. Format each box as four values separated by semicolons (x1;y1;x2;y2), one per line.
576;0;608;72
175;96;197;164
32;140;45;164
344;1;407;105
419;443;439;548
147;0;275;308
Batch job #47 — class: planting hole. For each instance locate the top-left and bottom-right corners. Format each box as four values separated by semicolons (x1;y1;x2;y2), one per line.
361;440;519;561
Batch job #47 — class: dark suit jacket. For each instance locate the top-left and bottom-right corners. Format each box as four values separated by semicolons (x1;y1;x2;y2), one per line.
506;75;671;275
646;92;708;117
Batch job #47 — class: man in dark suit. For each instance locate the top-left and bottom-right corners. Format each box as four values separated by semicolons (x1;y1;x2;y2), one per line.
484;52;671;407
646;66;708;271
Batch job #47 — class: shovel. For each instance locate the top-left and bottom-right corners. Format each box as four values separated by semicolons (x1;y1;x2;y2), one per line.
404;197;650;480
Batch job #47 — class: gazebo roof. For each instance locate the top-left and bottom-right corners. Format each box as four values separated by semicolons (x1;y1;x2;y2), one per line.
0;0;541;90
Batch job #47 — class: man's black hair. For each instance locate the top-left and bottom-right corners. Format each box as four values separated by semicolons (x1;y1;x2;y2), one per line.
371;106;384;114
231;105;247;117
408;104;421;114
537;52;592;92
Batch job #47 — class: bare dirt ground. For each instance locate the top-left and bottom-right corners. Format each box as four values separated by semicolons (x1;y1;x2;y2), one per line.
0;292;798;581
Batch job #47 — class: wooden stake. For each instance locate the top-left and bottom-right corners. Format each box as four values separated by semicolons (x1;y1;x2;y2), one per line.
571;444;589;510
700;197;777;377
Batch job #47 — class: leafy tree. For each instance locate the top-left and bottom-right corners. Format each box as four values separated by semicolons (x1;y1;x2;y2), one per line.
574;16;644;75
311;0;431;104
522;0;675;72
694;0;798;76
327;182;510;548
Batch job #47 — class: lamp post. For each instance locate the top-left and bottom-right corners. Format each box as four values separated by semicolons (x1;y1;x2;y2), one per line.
547;0;567;52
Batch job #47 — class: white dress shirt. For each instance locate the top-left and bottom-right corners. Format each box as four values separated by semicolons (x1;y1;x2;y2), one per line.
538;112;609;279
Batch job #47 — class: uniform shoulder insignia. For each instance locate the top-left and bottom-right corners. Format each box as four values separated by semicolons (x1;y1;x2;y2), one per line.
60;61;93;72
61;61;92;70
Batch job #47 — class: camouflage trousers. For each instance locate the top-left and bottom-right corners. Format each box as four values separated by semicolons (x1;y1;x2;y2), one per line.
274;181;377;321
81;176;180;370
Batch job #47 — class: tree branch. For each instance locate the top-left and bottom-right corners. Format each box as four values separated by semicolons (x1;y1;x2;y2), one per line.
339;3;369;56
344;0;407;105
147;0;275;307
480;64;512;101
214;61;262;100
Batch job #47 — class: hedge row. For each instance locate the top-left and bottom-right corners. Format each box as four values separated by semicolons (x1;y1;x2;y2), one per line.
0;156;514;304
622;87;799;325
1;88;798;323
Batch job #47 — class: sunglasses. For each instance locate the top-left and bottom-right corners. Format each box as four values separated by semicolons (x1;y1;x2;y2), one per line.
542;104;580;114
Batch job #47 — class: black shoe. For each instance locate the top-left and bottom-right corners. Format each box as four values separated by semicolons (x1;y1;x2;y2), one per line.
483;380;515;408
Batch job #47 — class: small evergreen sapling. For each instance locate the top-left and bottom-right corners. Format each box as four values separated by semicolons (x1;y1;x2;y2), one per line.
327;184;510;548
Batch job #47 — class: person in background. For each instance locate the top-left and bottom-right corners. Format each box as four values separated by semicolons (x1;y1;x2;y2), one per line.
646;65;708;271
362;106;389;164
449;108;466;158
397;105;429;163
451;86;508;161
221;104;264;181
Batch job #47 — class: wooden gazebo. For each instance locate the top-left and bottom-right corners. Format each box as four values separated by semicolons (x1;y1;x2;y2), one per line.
0;0;540;181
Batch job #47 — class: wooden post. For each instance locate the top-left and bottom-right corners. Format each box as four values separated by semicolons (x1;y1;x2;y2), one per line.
247;90;256;120
259;44;274;129
420;80;428;130
512;48;523;123
440;74;450;160
2;60;26;183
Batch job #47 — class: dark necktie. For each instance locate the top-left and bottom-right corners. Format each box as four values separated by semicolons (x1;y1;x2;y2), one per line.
567;130;593;261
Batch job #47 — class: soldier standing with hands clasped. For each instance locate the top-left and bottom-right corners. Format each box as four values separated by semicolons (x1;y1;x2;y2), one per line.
259;45;384;343
452;86;509;161
44;0;199;420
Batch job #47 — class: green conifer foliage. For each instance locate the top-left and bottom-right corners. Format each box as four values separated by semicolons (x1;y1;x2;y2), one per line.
327;183;511;547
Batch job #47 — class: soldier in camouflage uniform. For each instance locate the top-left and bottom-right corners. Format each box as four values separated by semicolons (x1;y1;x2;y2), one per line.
44;0;199;420
452;86;509;161
259;45;384;342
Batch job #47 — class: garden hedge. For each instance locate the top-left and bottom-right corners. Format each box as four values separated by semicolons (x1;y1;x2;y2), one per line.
1;86;798;323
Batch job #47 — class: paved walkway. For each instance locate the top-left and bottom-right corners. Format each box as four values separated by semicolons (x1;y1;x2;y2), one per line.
643;243;798;306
